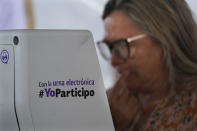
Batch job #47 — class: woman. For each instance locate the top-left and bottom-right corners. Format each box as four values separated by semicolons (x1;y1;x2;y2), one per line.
97;0;197;130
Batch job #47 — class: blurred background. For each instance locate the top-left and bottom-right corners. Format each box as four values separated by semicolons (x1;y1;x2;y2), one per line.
1;0;197;89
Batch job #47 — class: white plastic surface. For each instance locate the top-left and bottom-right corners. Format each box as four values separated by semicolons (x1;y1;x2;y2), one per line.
0;45;19;131
0;30;114;131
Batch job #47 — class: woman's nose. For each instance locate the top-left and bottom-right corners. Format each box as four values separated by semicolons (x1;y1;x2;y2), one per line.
111;51;124;66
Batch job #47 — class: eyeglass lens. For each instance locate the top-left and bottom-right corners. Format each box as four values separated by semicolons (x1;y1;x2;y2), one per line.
98;40;129;60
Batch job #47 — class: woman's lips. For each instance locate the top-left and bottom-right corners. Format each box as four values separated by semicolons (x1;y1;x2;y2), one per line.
116;64;137;79
116;65;131;75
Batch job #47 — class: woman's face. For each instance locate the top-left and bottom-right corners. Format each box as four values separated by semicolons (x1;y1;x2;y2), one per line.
103;11;167;92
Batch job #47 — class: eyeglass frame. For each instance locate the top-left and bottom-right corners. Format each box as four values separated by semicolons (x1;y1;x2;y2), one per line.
97;34;147;60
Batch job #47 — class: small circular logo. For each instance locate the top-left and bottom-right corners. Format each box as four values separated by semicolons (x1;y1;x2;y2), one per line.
0;50;9;64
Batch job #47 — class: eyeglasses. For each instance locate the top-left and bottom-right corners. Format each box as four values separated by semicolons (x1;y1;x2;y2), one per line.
97;34;146;61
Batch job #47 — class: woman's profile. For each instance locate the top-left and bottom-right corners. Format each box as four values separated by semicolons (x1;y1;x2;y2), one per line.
97;0;197;130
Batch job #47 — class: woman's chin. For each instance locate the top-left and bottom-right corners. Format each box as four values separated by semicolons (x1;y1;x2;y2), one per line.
127;83;139;91
126;78;141;91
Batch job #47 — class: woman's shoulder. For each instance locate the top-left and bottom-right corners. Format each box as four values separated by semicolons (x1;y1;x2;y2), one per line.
145;87;197;130
180;87;197;113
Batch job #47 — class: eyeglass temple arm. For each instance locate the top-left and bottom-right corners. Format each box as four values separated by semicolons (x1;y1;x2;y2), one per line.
127;34;147;43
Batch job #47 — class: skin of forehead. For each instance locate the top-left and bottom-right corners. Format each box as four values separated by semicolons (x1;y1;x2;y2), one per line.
103;11;144;42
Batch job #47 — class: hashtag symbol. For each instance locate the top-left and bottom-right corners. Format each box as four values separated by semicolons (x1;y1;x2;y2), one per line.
39;90;44;98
